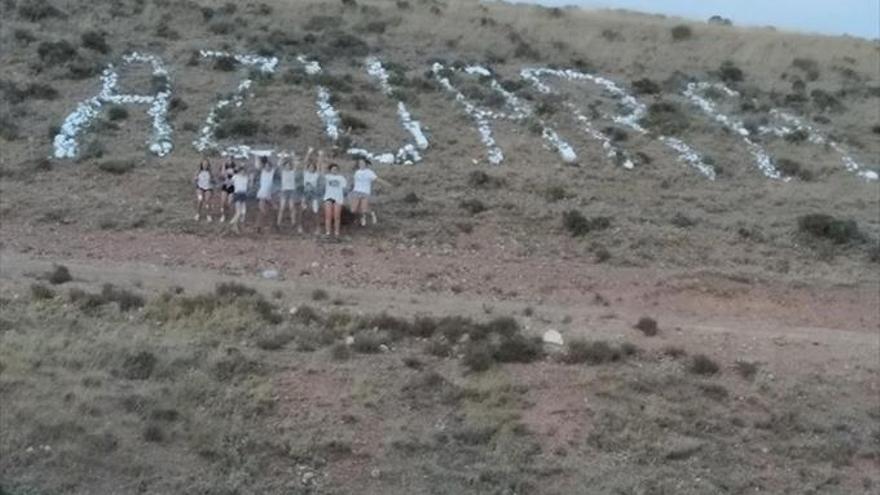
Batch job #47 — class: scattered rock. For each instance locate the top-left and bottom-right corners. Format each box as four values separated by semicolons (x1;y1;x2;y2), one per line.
262;269;280;280
379;344;390;353
542;329;564;346
370;468;381;479
345;335;355;345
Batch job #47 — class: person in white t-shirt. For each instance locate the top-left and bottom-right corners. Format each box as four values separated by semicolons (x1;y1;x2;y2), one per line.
193;158;214;222
254;154;277;233
229;165;250;233
276;152;304;233
322;157;347;237
349;157;391;227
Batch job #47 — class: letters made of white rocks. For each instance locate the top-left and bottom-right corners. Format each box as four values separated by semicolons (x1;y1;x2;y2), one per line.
432;63;577;165
522;68;715;179
305;56;429;165
54;53;173;159
192;50;279;159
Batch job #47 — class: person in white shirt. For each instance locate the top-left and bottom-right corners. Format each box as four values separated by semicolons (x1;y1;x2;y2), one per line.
193;158;214;222
322;156;347;237
229;165;250;233
276;151;306;233
301;148;322;235
349;157;391;227
254;154;277;233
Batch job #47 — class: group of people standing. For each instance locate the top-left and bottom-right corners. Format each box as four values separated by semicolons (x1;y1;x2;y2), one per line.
194;148;388;237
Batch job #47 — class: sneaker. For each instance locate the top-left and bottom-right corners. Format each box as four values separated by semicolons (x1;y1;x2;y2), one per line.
371;211;378;225
219;215;226;223
194;214;200;221
360;216;367;227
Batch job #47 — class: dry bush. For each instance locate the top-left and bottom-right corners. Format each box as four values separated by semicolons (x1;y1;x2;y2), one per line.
798;214;861;244
634;317;659;336
311;288;329;301
18;0;64;21
30;283;55;300
37;40;76;66
670;25;693;41
81;30;109;54
689;354;721;375
562;211;611;237
776;158;813;181
97;160;136;175
640;101;691;135
718;61;744;83
562;339;626;365
47;264;72;284
460;199;487;215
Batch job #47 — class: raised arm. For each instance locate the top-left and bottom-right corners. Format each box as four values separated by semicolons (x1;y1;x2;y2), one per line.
317;150;326;173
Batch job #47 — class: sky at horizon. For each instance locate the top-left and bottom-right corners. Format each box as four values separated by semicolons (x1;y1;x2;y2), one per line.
502;0;880;38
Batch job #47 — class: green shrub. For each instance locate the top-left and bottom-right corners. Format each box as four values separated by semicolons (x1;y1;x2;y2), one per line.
562;339;622;365
460;199;487;215
101;284;144;312
462;341;494;372
776;158;813;181
107;105;129;121
562;211;611;237
30;283;56;300
632;78;661;95
19;0;64;21
47;264;72;284
671;25;693;41
97;160;135;175
81;30;109;54
689;354;720;375
37;40;76;65
634;317;659;336
798;214;861;244
352;331;386;353
718;61;744;83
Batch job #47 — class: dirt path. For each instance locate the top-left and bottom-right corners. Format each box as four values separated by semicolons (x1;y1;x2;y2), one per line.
2;224;878;377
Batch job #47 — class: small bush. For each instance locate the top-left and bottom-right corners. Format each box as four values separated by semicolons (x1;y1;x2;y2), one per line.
256;328;296;351
562;210;611;237
562;340;622;365
331;342;351;361
798;214;861;244
213;55;239;71
544;185;569;202
321;31;370;59
47;264;72;284
291;305;322;325
601;29;622;42
14;28;37;44
460;199;487;215
632;78;661;95
37;40;76;66
735;360;759;380
602;127;628;142
641;101;690;135
107;105;129;121
670;212;697;228
634;317;659;336
101;284;144;311
215;282;257;298
468;170;504;189
340;114;368;133
81;30;109;54
19;0;64;21
311;289;329;301
494;334;543;363
30;283;55;300
462;341;494;372
776;158;813;181
97;160;135;175
811;89;843;112
689;354;720;375
671;25;693;41
215;118;261;139
425;339;453;358
792;58;820;81
121;351;157;380
304;15;340;31
352;331;386;353
0;117;19;141
67;57;102;80
208;21;236;35
662;346;687;359
480;316;519;339
718;61;744;84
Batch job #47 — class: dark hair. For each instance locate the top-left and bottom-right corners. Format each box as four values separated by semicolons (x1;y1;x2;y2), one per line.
259;155;268;165
329;162;339;171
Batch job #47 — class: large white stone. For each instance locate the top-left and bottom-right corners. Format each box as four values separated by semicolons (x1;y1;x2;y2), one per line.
542;329;564;346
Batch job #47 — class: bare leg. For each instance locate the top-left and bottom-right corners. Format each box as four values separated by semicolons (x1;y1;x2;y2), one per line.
333;203;342;237
204;191;213;222
323;201;333;236
277;197;286;226
195;191;203;221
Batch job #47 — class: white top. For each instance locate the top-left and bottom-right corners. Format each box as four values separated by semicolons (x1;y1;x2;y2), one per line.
232;173;249;193
303;170;319;190
258;168;275;192
280;169;297;191
196;170;212;190
323;174;347;203
353;168;378;195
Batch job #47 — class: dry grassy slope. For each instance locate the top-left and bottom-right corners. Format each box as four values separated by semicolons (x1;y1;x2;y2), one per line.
0;0;878;281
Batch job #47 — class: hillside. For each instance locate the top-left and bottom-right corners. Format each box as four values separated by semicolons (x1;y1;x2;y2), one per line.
1;0;879;494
